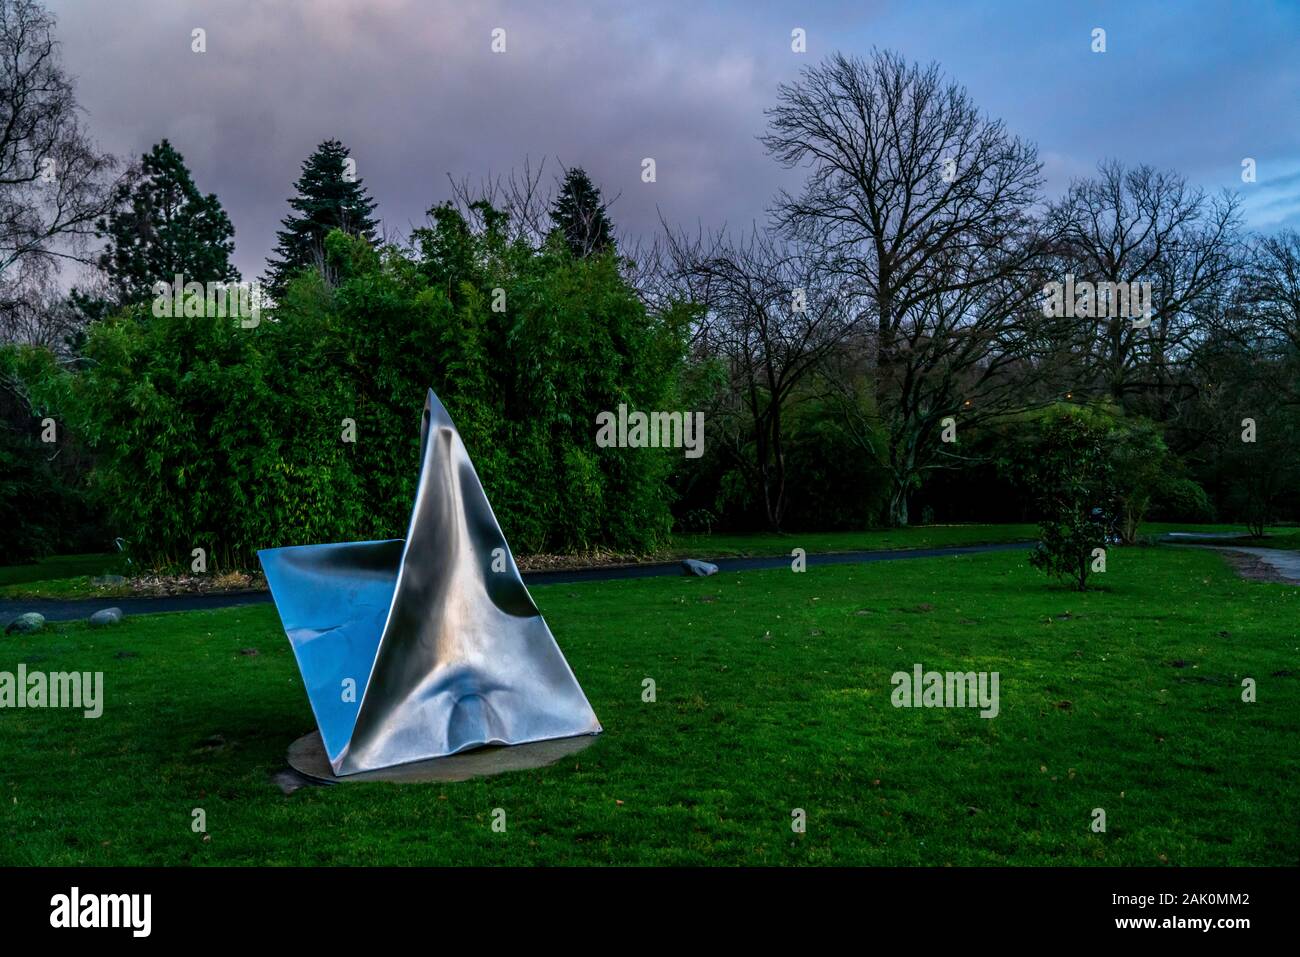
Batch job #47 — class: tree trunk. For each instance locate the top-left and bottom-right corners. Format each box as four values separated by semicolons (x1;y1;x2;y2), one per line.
1120;503;1140;545
888;485;909;527
887;432;915;527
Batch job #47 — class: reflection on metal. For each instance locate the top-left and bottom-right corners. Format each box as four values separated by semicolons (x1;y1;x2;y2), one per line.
259;389;601;776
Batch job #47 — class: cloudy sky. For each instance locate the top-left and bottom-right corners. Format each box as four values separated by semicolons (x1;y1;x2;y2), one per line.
45;0;1300;280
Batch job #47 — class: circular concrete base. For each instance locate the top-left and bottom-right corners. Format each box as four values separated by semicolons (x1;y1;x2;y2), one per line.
287;730;599;784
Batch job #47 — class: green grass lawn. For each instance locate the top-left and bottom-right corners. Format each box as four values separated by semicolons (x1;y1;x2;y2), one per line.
670;522;1276;558
668;523;1040;557
1;543;1295;866
667;521;1274;558
0;553;129;598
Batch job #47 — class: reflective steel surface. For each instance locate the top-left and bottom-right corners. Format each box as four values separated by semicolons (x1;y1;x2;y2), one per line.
260;389;602;775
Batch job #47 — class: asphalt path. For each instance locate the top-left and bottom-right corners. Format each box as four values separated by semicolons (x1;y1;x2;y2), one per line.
0;540;1036;623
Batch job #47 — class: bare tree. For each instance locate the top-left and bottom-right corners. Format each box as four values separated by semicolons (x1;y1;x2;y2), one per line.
0;267;84;348
441;156;554;247
0;0;116;344
664;224;857;530
761;50;1050;524
1243;229;1300;357
820;226;1065;524
1047;161;1242;411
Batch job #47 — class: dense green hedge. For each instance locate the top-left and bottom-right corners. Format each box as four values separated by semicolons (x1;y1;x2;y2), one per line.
60;214;688;569
0;346;105;563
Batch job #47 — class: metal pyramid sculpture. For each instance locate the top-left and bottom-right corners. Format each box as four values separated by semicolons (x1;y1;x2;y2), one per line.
259;389;602;776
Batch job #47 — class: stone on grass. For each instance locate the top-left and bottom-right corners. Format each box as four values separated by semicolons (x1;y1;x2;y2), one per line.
89;607;125;628
681;558;718;577
5;612;45;635
91;574;126;586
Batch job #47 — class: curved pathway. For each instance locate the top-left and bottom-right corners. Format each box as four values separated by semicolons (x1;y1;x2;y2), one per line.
1219;547;1300;581
1167;544;1300;585
1;541;1034;623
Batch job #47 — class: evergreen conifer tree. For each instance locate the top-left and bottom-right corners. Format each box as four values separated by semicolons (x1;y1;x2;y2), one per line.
550;167;614;257
97;139;238;304
266;139;378;297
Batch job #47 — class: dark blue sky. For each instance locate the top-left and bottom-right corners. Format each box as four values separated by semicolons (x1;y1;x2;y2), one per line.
47;0;1300;280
